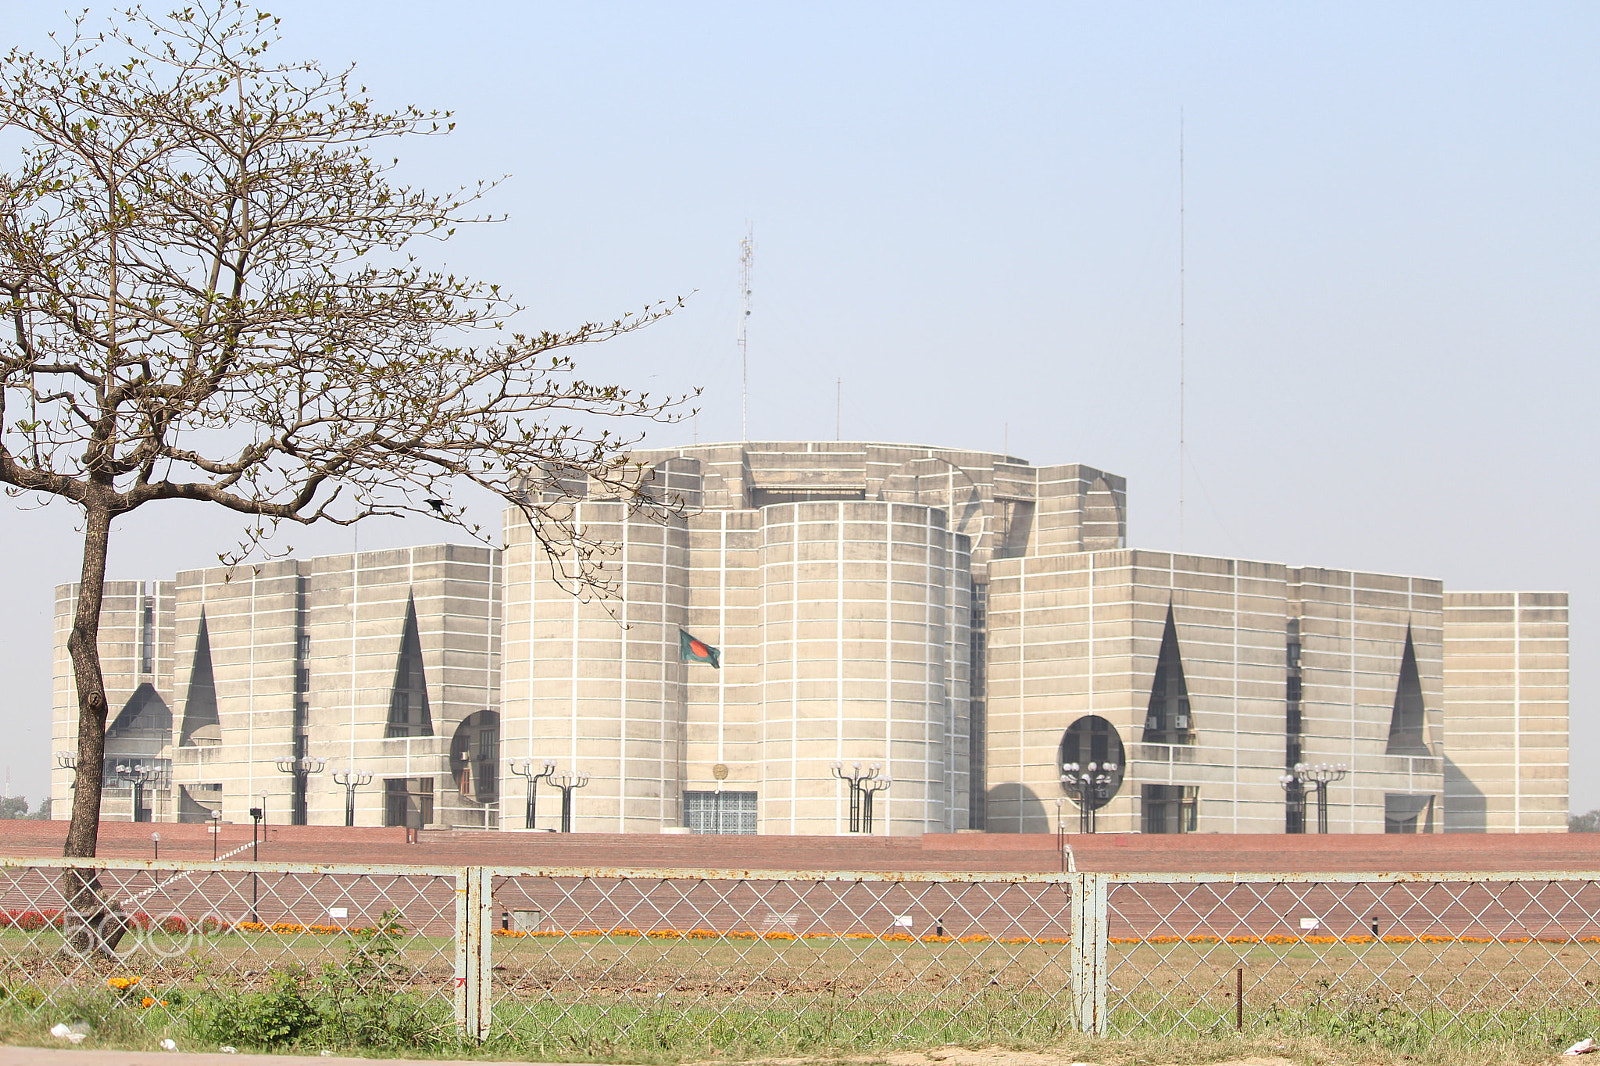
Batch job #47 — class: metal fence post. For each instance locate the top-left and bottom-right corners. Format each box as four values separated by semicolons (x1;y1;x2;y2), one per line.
453;866;493;1040
1070;872;1108;1035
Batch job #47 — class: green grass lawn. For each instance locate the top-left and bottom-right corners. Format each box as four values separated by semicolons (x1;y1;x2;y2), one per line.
0;924;1593;1060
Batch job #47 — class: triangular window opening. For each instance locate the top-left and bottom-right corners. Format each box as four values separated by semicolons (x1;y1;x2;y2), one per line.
386;597;434;738
1142;606;1195;744
109;683;172;740
1386;627;1430;756
178;614;221;746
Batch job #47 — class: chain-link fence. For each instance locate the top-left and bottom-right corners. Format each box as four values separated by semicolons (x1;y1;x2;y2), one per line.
1092;872;1600;1043
0;859;1597;1055
484;869;1078;1051
0;856;462;1048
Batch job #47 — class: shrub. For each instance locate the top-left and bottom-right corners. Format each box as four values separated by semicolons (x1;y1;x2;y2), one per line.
187;970;321;1048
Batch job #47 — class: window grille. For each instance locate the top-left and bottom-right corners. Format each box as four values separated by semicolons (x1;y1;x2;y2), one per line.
683;791;757;835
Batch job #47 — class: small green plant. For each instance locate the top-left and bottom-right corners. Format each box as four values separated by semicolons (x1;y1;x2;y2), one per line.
182;912;442;1051
187;970;321;1048
312;977;439;1050
342;908;407;994
0;984;45;1009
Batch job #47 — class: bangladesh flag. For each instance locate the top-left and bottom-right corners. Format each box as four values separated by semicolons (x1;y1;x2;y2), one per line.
679;629;720;668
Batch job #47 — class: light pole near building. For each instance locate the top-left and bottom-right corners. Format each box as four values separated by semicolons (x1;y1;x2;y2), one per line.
1055;798;1065;868
331;767;372;827
1279;762;1349;834
54;751;78;796
860;773;891;834
547;769;589;833
274;755;326;825
210;809;222;860
1060;761;1118;834
508;759;556;830
248;805;263;922
830;762;888;833
115;762;160;822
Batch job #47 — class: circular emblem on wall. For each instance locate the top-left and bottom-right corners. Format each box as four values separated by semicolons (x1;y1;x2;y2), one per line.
712;763;730;781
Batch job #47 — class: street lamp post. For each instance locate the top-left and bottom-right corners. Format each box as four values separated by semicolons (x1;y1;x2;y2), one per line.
248;806;263;922
274;755;326;826
330;768;372;827
861;774;891;834
545;769;590;833
210;809;222;860
54;752;78;803
508;759;557;830
829;762;890;833
1059;761;1118;834
115;762;160;823
1055;798;1066;869
1279;762;1349;834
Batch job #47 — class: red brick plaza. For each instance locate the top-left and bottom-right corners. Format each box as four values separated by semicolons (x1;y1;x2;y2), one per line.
1;821;1595;873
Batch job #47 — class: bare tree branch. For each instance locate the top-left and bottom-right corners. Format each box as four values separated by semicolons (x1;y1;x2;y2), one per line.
0;1;693;873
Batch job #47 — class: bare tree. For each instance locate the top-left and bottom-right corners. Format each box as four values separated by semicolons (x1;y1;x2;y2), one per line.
0;0;686;906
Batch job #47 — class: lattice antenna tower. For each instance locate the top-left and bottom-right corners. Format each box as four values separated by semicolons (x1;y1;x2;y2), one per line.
1178;110;1187;551
739;223;755;441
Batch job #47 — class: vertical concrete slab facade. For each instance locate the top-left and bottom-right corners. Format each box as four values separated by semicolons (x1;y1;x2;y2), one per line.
49;441;1566;836
1443;592;1569;832
54;547;500;829
52;580;175;821
502;499;691;833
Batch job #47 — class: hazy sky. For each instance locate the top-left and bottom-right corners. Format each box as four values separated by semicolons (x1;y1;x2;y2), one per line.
3;2;1595;809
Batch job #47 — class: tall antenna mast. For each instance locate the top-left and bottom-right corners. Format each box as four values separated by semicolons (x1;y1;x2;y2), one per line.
1178;110;1187;552
739;223;755;441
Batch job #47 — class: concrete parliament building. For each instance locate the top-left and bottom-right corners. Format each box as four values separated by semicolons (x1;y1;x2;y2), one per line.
52;442;1568;836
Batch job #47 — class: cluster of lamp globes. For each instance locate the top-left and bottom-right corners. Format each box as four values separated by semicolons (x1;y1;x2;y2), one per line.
54;752;166;785
1278;762;1350;789
829;762;892;790
1060;761;1118;792
270;759;372;787
508;759;590;789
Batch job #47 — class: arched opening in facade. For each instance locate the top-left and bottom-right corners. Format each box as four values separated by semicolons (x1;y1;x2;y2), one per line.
1057;715;1126;810
1081;477;1124;549
450;709;500;805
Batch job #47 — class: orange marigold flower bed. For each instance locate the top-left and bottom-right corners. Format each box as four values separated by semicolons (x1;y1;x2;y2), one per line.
214;924;1600;947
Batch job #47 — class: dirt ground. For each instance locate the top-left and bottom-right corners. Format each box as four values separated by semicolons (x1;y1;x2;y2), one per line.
0;1046;1575;1066
892;1050;1296;1066
0;1052;1317;1066
745;1045;1566;1066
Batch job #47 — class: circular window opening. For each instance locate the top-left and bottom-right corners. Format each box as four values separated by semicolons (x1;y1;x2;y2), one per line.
1057;715;1125;810
450;710;500;804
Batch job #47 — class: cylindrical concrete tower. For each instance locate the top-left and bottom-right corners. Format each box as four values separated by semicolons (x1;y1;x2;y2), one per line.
503;500;690;832
758;501;968;835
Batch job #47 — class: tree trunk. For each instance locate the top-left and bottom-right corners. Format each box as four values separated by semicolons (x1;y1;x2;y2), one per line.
64;505;112;859
60;504;129;956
